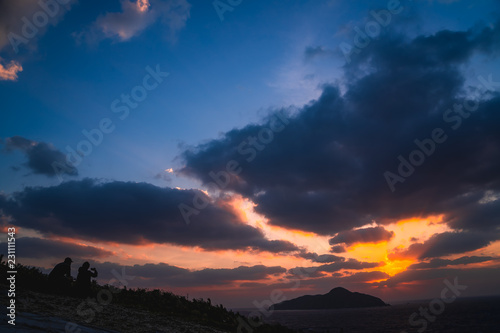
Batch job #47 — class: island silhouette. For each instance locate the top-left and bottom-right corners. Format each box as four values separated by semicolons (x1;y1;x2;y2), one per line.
270;287;389;310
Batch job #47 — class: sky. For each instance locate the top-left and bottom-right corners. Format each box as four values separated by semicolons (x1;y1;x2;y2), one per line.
1;0;500;309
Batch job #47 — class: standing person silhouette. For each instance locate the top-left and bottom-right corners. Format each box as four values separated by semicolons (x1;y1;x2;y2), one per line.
76;261;98;298
48;257;73;294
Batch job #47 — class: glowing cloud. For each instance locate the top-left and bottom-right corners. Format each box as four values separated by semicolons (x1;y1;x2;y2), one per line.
0;60;22;81
80;0;191;43
137;0;150;12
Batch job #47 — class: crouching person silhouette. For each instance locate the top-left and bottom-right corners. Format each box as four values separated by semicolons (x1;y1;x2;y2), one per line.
48;257;73;294
76;261;98;298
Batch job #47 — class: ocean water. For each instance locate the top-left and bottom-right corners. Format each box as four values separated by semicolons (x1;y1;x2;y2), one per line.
238;296;500;333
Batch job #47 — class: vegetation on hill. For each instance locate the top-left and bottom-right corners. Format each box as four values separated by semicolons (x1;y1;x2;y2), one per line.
0;255;296;333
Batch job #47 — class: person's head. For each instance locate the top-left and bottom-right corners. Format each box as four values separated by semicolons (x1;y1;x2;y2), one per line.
64;257;73;265
82;261;90;269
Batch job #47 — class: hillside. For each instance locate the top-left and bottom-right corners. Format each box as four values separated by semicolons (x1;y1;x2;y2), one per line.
0;257;296;333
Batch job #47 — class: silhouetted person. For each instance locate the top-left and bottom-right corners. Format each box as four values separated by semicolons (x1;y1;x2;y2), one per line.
76;261;98;298
48;257;73;294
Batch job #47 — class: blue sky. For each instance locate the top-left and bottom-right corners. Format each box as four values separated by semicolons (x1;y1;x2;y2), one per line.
1;0;499;192
1;0;500;309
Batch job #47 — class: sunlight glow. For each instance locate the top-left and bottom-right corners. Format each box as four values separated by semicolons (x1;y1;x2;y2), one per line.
225;195;331;254
136;0;150;12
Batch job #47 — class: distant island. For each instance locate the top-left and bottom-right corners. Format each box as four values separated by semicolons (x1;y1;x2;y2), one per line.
270;287;389;310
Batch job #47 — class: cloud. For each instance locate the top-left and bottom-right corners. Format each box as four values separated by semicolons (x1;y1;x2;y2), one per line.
388;231;500;260
336;270;390;283
330;245;347;253
0;60;23;81
0;179;300;254
378;267;500;293
329;226;394;246
154;170;172;182
79;0;190;44
408;256;496;269
90;261;286;288
0;0;75;82
304;45;334;60
289;258;383;277
175;265;286;287
177;19;500;252
315;259;383;273
297;251;345;263
0;237;113;259
0;0;40;51
2;136;78;177
0;0;75;53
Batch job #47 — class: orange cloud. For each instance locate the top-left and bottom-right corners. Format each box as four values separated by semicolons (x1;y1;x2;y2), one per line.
0;60;22;81
339;217;451;277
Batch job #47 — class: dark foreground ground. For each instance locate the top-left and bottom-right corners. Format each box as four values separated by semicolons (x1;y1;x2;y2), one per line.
0;260;297;333
2;289;230;332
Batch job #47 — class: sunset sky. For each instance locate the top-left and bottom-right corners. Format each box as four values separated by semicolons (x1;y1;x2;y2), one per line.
1;0;500;309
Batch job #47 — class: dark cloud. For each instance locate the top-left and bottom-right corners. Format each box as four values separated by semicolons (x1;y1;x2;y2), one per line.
0;179;299;253
0;0;75;53
389;231;499;260
178;20;500;251
330;245;347;253
441;194;500;231
0;0;40;51
180;265;286;287
378;267;500;294
239;282;267;288
92;261;286;288
329;226;394;246
2;136;78;177
4;136;32;150
288;258;383;277
0;237;113;260
316;259;383;273
408;256;496;269
296;251;345;263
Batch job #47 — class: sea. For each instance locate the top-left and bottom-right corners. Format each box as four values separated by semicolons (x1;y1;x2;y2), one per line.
236;296;500;333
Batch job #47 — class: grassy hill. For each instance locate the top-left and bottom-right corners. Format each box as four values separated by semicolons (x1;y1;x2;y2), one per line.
0;255;296;333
